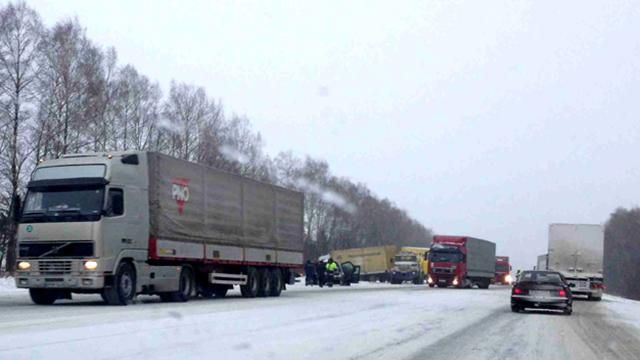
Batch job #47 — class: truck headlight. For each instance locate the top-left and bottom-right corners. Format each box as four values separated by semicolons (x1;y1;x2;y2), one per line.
427;276;433;284
18;261;31;271
452;277;459;286
83;260;98;271
505;274;513;283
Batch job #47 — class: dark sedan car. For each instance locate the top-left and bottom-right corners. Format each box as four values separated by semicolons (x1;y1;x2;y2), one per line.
511;270;573;315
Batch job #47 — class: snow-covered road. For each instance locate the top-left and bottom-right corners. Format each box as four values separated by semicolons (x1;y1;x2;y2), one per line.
0;282;639;360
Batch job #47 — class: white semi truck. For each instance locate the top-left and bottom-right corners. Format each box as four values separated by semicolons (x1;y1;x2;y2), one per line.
546;223;604;300
15;151;304;305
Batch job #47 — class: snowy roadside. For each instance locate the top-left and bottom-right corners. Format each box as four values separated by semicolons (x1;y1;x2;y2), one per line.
0;277;21;293
603;294;640;330
0;282;511;360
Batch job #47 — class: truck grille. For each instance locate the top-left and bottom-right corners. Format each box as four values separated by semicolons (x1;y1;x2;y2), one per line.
433;267;454;274
38;260;73;274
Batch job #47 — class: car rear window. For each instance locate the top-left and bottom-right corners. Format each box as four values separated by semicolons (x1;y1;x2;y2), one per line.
520;272;563;283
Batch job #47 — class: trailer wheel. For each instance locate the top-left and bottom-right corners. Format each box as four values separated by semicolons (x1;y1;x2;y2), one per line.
478;279;490;289
269;269;283;297
102;261;136;305
240;267;259;298
257;268;273;297
29;289;58;305
160;266;194;302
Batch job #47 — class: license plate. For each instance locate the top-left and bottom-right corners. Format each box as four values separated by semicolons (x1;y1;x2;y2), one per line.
530;290;549;297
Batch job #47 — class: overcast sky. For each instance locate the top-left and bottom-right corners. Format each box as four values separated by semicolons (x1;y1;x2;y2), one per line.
24;0;640;270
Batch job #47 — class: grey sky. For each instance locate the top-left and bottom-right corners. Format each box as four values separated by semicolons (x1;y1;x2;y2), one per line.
25;0;640;270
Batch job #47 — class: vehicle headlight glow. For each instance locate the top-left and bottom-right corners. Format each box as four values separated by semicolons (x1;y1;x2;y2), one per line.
505;274;513;283
452;277;459;286
83;260;98;271
17;261;31;271
427;276;433;284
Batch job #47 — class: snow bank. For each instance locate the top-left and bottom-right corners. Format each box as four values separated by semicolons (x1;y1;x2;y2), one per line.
0;277;20;293
603;294;640;330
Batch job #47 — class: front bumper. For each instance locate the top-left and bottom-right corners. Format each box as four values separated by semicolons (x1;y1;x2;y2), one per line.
15;259;105;290
511;295;571;309
391;272;418;281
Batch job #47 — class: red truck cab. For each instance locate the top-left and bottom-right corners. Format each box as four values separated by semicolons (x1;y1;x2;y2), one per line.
494;256;512;285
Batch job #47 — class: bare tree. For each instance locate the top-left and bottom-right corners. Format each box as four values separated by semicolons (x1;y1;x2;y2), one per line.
162;81;210;160
0;1;43;272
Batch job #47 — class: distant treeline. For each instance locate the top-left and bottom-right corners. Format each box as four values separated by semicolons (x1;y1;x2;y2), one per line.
604;207;640;300
0;2;432;272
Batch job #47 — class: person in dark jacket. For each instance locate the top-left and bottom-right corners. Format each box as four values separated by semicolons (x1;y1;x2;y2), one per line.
316;261;326;288
304;260;317;286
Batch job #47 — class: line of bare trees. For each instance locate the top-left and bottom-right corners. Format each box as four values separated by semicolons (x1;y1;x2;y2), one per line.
0;2;432;273
604;207;640;300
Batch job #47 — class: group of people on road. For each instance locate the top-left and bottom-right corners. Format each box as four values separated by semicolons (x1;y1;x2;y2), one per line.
304;258;339;287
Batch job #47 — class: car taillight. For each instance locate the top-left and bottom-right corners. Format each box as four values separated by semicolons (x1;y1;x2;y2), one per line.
558;289;567;297
590;282;604;289
513;287;523;294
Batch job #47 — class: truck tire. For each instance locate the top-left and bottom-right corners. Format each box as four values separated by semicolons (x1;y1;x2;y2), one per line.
102;261;136;305
478;279;490;289
428;283;435;288
257;268;273;297
269;268;283;297
29;289;58;305
160;266;194;302
240;267;259;298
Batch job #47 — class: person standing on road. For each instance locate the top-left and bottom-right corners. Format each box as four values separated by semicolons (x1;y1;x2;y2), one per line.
325;258;339;287
316;261;326;288
304;260;317;286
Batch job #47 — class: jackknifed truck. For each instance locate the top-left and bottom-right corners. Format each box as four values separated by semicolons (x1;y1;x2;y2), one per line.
15;151;304;305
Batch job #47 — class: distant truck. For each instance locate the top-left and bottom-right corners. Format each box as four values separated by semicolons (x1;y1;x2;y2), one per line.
494;256;512;285
331;245;428;283
546;223;604;300
389;248;428;284
15;151;304;305
427;236;496;288
536;254;548;272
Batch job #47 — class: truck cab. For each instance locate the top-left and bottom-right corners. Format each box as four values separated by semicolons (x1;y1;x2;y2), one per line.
14;152;177;304
390;252;423;284
427;242;465;288
494;256;512;285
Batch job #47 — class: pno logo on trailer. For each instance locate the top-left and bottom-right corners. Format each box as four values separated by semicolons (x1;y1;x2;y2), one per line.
171;178;190;214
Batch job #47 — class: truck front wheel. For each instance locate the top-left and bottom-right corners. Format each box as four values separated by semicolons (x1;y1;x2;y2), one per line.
102;262;136;305
29;289;58;305
160;266;194;302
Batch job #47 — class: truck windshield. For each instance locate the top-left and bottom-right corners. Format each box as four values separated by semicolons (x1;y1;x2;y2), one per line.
395;255;417;262
21;186;105;223
496;264;509;272
429;252;462;262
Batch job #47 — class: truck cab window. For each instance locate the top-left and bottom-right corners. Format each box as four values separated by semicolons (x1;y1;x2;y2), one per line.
106;189;124;216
